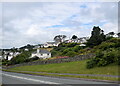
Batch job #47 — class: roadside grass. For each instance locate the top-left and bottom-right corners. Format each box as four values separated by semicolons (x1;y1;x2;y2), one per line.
3;60;119;81
3;69;119;82
7;60;119;76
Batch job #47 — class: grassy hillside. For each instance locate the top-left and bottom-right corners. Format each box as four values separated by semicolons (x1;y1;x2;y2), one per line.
8;60;119;76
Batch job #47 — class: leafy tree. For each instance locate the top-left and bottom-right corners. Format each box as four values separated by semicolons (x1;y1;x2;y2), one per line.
72;35;77;39
10;51;31;64
87;26;106;47
117;32;120;38
54;35;66;43
107;32;115;37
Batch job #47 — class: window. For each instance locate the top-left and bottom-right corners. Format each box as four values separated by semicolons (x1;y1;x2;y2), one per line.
47;54;49;55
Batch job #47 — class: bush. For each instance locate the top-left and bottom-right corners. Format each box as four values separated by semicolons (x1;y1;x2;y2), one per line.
29;56;39;61
114;49;120;65
73;45;82;52
10;51;31;64
62;48;72;55
65;51;78;57
86;58;97;69
97;42;116;50
86;47;120;69
51;50;58;56
67;43;77;47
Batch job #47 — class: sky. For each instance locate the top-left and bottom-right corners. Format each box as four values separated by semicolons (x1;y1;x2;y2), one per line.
0;2;118;49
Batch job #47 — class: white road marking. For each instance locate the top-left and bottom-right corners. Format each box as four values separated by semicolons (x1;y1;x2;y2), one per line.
2;73;60;84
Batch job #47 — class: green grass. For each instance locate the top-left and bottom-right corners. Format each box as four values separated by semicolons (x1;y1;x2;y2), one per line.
7;60;119;76
3;69;119;82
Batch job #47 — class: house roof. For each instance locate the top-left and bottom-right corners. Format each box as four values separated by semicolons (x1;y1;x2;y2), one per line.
46;42;56;44
33;49;51;54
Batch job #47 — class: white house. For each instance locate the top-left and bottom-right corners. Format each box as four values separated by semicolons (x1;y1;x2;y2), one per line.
3;51;20;60
24;48;29;51
31;49;51;59
79;44;86;46
33;45;40;49
44;42;60;48
64;37;89;43
0;50;3;60
106;33;118;38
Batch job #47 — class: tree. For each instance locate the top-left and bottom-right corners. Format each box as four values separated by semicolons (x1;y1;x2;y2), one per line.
117;32;120;38
107;32;115;37
72;35;77;39
87;26;106;47
54;35;66;43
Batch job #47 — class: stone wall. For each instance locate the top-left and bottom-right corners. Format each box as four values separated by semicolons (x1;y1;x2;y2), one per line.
3;53;95;69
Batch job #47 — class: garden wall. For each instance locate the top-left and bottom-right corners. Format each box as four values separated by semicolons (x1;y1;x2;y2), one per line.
3;53;95;69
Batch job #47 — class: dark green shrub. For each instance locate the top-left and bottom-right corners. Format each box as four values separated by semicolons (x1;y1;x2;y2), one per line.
65;51;77;57
86;59;97;69
73;45;82;52
62;48;72;55
97;59;108;67
67;43;77;47
114;49;120;65
87;47;119;69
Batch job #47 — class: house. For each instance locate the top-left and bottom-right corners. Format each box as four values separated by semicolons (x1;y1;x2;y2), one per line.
106;33;118;38
0;50;3;60
24;48;29;51
3;51;20;60
77;37;89;43
33;45;40;49
31;49;51;59
64;37;89;43
40;44;45;48
44;42;60;48
79;44;86;46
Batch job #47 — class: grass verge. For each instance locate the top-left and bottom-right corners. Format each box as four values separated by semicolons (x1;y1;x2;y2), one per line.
7;60;119;75
3;69;119;82
3;60;119;82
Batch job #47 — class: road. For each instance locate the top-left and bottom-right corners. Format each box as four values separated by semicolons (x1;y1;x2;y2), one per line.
1;71;118;85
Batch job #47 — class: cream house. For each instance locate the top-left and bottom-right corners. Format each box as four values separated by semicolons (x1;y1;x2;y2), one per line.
31;49;51;59
44;42;60;48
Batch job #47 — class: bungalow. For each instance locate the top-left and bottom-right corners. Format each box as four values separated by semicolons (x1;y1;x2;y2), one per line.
106;33;118;38
64;37;89;43
44;42;60;48
31;49;51;59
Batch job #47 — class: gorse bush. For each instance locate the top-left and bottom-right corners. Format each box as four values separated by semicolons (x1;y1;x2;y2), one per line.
51;43;85;57
87;45;120;69
65;51;78;57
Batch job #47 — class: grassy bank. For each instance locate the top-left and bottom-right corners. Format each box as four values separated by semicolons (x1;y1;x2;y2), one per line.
3;59;119;82
3;69;119;82
7;60;119;75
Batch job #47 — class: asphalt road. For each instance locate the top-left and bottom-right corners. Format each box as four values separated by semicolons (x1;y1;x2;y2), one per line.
1;71;118;85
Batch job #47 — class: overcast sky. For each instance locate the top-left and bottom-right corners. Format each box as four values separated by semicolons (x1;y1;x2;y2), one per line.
1;2;118;49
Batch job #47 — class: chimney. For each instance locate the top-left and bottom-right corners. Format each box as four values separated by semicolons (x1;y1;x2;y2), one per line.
37;49;39;54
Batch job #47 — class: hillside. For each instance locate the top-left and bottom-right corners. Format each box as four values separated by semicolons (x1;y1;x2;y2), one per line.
4;59;119;81
3;37;120;81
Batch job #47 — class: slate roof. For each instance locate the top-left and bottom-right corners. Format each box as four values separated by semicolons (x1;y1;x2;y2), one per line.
46;42;56;44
